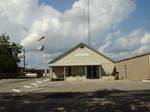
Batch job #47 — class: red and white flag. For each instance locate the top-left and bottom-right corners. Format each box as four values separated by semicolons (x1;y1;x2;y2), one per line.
37;36;45;41
36;45;44;51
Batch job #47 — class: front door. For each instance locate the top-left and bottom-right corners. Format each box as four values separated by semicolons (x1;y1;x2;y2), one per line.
87;66;98;79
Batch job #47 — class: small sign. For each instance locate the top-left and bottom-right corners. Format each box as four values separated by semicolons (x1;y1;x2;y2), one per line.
74;53;89;56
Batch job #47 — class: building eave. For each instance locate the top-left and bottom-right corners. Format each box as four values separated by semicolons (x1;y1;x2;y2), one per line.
116;52;150;63
49;63;102;67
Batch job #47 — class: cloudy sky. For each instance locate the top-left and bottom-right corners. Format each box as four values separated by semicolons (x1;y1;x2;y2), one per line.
0;0;150;68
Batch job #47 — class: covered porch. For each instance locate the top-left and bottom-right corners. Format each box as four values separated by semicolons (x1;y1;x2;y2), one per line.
49;64;102;81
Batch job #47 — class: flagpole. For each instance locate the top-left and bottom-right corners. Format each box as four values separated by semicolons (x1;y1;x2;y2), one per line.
36;35;46;83
43;34;48;81
36;35;50;82
44;51;47;81
87;0;91;46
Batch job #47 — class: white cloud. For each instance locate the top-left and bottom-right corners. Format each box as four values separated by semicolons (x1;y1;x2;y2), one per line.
141;32;150;44
99;29;150;60
0;0;136;68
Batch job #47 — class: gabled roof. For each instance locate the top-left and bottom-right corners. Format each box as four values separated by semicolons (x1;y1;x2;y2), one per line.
116;52;150;63
49;42;114;64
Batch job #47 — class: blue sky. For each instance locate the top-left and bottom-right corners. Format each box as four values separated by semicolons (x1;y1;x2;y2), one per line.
118;0;150;33
39;0;150;33
39;0;75;12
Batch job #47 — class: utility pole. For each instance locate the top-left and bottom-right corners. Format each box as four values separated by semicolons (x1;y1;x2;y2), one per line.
23;48;26;75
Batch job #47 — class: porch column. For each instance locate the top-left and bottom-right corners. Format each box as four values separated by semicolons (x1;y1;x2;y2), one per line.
99;66;102;79
64;66;66;80
85;66;87;78
50;67;53;80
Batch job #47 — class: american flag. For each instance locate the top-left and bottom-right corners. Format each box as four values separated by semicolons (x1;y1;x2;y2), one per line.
37;36;45;41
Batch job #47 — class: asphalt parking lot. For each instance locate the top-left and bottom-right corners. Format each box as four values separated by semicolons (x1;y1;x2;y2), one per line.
0;78;150;112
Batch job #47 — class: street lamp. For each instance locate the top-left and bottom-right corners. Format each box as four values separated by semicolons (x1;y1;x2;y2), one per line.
23;48;26;75
17;48;26;76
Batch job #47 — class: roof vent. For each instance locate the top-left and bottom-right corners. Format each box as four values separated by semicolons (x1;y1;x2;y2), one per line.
80;45;84;49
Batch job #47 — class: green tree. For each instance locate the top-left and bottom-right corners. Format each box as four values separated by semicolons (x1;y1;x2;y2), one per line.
0;34;23;73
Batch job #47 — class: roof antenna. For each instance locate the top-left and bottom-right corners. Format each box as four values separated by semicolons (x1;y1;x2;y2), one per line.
87;0;91;46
